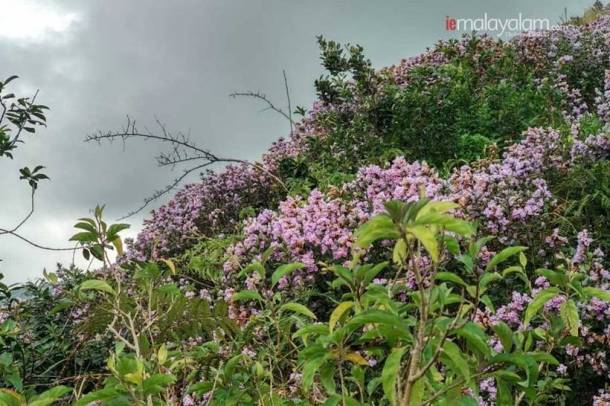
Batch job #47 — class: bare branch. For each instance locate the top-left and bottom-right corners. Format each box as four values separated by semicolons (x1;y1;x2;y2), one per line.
0;189;35;236
87;116;288;219
0;228;77;251
230;90;292;123
283;70;294;136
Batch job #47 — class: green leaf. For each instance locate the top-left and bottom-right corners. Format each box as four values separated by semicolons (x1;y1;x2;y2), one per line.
107;223;130;238
348;309;410;331
79;279;115;296
392;238;408;265
73;222;96;233
271;262;305;287
89;244;104;261
329;301;354;332
529;352;559;365
415;212;475;236
486;246;528;272
479;272;502;289
293;323;329;341
302;356;328;391
456;322;491;358
496;378;513;404
279;302;316;319
29;386;72;406
231;290;263;302
535;268;568;286
69;231;97;243
73;388;120;406
382;347;405;405
583;287;610;302
442;340;470;381
490;353;538;388
0;389;23;406
355;214;400;248
523;288;560;328
143;374;176;395
491;322;513;352
435;272;467;287
560;299;580;336
407;225;439;263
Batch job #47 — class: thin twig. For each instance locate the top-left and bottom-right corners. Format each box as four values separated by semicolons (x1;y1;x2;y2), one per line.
282;70;294;136
86;116;287;219
229;91;292;123
0;228;77;251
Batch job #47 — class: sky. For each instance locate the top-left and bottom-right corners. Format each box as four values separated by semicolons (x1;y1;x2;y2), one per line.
0;0;593;284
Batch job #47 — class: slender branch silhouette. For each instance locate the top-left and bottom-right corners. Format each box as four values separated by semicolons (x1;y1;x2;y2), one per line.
86;117;287;220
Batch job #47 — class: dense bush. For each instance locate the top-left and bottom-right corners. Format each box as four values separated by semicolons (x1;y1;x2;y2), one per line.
3;4;610;405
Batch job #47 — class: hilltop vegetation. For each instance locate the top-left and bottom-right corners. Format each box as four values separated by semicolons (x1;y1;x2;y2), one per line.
2;4;610;405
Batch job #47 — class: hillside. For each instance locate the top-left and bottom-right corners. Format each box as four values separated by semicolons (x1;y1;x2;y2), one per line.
2;4;610;406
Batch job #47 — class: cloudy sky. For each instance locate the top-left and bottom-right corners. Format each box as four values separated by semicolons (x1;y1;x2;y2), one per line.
0;0;592;284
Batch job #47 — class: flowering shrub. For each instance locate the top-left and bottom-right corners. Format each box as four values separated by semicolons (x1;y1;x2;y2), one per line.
5;4;610;405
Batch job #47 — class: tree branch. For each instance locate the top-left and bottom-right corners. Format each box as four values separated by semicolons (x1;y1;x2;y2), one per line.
0;189;35;236
0;228;77;251
86;116;287;219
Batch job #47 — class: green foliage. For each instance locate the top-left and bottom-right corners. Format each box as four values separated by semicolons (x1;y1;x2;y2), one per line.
295;35;566;181
70;205;130;262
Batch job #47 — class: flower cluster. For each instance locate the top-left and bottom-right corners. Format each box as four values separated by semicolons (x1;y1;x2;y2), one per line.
448;127;561;241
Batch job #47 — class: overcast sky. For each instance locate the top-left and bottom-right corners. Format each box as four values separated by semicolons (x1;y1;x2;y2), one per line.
0;0;592;284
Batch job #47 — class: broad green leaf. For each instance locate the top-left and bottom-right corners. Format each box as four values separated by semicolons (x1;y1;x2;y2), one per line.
348;309;409;331
231;290;263;302
293;324;329;341
79;279;115;296
490;353;538;387
530;352;559;365
107;223;130;238
329;301;354;332
496;379;513;405
435;272;467;287
302;356;328;391
415;212;475;236
161;258;177;275
560;299;580;336
491;322;513;352
157;344;168;365
382;347;405;405
355;214;400;248
502;265;529;286
344;352;368;366
416;201;458;217
456;322;491;358
409;376;424;405
73;221;96;233
271;262;305;287
29;385;72;406
279;302;316;319
407;225;439;263
479;272;502;289
442;340;470;381
73;388;120;406
523;288;560;328
393;238;408;265
583;287;610;302
535;268;567;286
69;231;97;243
142;374;176;396
111;237;124;256
486;246;528;272
0;389;24;406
